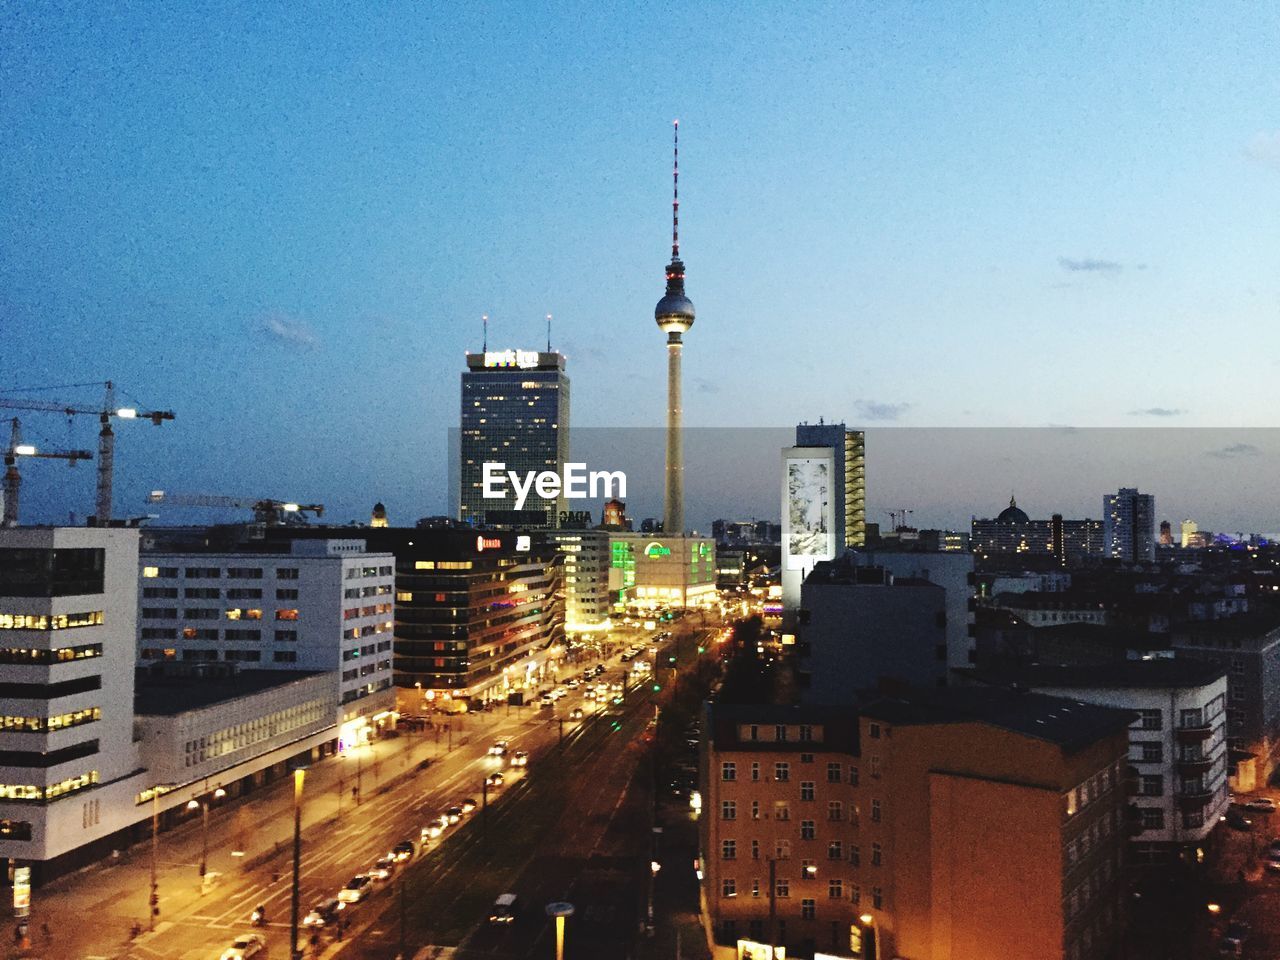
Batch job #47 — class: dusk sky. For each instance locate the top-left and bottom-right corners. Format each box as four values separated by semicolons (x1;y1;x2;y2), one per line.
3;3;1277;529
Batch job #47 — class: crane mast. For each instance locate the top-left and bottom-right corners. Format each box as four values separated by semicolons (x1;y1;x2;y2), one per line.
2;418;93;528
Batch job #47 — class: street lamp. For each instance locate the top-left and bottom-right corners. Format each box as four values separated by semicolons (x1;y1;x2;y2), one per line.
545;902;575;960
187;788;226;879
289;767;307;960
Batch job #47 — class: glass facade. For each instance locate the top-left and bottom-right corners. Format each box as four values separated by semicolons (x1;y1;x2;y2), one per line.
458;351;569;528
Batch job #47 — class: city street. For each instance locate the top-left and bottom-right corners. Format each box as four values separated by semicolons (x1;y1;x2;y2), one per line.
15;623;706;960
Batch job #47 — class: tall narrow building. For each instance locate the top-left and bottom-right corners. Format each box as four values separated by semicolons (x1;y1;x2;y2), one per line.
655;121;694;535
1103;487;1155;563
456;349;570;528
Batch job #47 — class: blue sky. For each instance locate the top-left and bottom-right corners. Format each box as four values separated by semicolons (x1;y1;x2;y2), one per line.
2;2;1278;527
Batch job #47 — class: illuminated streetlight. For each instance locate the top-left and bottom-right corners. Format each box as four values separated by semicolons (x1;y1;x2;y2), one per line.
289;768;306;960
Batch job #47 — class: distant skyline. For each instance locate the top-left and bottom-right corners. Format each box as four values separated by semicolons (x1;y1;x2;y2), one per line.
3;4;1278;527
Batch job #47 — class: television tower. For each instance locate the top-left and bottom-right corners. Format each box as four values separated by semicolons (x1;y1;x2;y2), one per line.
655;120;695;535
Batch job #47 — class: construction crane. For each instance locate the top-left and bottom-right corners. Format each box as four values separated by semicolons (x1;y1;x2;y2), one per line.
147;491;324;527
2;418;93;527
887;508;915;532
0;381;174;526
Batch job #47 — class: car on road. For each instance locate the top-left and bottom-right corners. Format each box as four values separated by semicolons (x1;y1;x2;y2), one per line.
445;805;464;823
369;857;396;881
1226;810;1253;831
486;772;505;788
303;898;344;927
489;740;510;756
392;840;416;861
489;892;519;924
421;822;443;840
220;932;266;959
584;689;596;701
511;749;529;767
1263;849;1280;873
566;678;580;688
338;875;373;903
569;708;583;720
460;797;477;814
1245;797;1277;813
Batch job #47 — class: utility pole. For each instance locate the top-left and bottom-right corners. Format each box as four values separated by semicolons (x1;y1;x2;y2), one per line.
289;768;306;960
149;790;159;931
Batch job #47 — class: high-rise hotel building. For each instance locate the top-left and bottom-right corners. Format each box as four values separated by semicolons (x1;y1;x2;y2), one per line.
457;349;570;529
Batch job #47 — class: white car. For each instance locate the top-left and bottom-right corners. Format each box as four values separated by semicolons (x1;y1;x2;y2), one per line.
489;740;510;756
511;750;529;767
338;875;373;903
221;932;266;959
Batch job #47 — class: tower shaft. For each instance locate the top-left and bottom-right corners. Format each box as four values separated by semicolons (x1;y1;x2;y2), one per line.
664;335;683;534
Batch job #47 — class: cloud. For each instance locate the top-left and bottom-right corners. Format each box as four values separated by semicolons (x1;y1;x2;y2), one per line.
258;312;319;349
1129;407;1185;418
1058;257;1123;273
1245;131;1280;170
1206;443;1261;459
855;400;910;421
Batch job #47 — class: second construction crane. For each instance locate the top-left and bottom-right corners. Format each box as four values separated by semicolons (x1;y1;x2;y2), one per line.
0;381;174;526
2;419;93;527
147;491;324;527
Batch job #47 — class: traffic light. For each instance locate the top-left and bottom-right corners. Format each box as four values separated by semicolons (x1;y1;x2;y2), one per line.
668;655;677;665
697;646;705;654
652;683;661;692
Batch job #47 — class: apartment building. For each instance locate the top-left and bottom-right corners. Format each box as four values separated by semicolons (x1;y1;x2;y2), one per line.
701;688;1132;960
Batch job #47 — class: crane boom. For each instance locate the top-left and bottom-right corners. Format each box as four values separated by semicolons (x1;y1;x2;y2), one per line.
2;418;93;528
0;381;174;525
147;491;324;526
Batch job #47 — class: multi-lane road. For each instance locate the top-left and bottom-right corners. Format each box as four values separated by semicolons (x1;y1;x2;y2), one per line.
31;623;706;960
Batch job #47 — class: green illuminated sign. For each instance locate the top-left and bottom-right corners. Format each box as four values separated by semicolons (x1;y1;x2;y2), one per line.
644;542;672;558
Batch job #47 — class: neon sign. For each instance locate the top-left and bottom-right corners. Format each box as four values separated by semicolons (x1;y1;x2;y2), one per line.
484;349;540;369
476;536;502;552
644;542;672;558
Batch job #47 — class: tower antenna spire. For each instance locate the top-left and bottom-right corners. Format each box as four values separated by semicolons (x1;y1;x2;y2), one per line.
482;314;488;352
672;119;680;262
546;314;552;352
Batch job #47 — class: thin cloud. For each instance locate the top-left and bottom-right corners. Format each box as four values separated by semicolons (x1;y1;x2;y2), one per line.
1129;407;1185;418
1059;257;1122;273
258;312;320;350
1206;443;1261;460
856;400;910;421
1245;131;1280;170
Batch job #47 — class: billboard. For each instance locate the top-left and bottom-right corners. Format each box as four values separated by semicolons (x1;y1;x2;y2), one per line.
783;452;835;569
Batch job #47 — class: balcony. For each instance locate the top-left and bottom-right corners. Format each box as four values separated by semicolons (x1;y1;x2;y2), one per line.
1176;724;1213;744
1176;756;1213;777
1177;788;1214;811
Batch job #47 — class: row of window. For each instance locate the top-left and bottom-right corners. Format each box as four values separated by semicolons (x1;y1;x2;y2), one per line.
141;607;300;621
183;699;327;766
722;838;882;865
0;643;102;664
345;566;394;579
722;760;861;785
145;566;301;580
0;611;104;631
719;879;883;910
142;586;300;601
0;770;98;802
342;604;392;621
0;707;101;733
142;648;300;664
342;621;393;640
1064;762;1118;818
343;584;393;599
722;798;878;823
141;628;299;642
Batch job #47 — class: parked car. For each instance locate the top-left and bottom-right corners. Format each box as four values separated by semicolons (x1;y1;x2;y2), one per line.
220;932;266;960
1263;850;1280;873
445;805;464;823
338;875;373;903
486;772;505;788
369;857;396;881
421;822;443;841
511;750;528;767
460;798;477;814
1219;919;1250;956
303;899;344;927
1245;797;1277;813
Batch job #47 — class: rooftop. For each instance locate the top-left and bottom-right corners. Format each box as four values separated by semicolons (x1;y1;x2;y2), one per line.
963;657;1226;691
135;667;328;716
859;685;1134;753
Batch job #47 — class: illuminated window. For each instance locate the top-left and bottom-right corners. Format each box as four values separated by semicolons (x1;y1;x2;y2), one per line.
276;609;299;621
143;566;160;578
396;592;413;602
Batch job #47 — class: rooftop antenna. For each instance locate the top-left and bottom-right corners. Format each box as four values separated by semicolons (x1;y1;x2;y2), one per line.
546;313;552;352
672;119;680;262
482;314;488;352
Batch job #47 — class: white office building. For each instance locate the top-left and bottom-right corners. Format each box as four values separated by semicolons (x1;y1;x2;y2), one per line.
138;537;397;746
1104;487;1156;563
543;529;613;632
0;527;150;883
